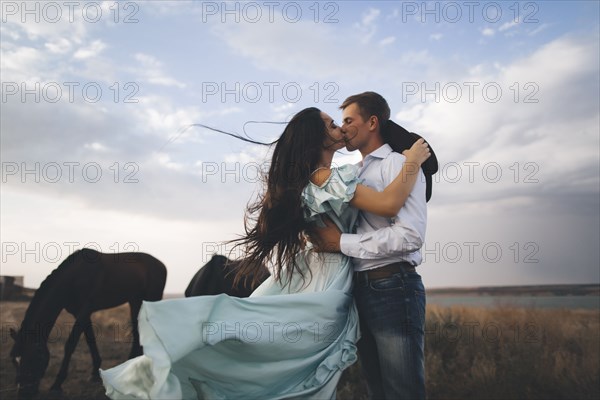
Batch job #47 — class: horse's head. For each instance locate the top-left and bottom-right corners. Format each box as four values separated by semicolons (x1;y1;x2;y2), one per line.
10;328;50;399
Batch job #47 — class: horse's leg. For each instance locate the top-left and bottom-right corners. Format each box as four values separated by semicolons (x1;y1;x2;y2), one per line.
82;316;102;381
50;315;88;391
128;300;143;358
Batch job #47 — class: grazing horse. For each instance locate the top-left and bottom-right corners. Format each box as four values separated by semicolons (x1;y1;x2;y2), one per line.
185;254;269;298
9;248;167;399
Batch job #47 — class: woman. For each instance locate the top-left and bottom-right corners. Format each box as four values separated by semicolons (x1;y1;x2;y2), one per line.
100;107;430;399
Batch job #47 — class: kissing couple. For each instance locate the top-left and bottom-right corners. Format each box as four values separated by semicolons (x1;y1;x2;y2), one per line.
101;91;437;400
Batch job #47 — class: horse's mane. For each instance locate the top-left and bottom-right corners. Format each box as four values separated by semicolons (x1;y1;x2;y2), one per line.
19;249;91;332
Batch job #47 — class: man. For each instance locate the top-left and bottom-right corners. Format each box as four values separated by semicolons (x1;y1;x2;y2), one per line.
311;92;428;399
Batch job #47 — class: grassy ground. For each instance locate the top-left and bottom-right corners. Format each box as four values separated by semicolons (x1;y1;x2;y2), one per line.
1;301;598;399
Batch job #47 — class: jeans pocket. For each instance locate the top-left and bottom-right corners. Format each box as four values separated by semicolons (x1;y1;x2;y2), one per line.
369;273;405;292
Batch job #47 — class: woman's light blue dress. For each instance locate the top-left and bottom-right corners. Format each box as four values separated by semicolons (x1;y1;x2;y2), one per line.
100;165;361;400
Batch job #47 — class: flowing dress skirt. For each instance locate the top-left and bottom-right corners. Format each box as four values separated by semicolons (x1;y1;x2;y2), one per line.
100;251;359;400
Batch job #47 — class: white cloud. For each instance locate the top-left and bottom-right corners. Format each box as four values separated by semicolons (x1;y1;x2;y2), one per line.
273;103;294;113
379;36;396;47
223;145;272;165
210;18;435;83
387;8;400;20
73;39;107;59
133;53;186;88
1;25;20;40
2;20;115;84
211;21;341;79
354;8;381;44
529;23;550;36
84;142;109;152
362;8;380;25
430;33;443;41
499;21;519;32
45;37;72;54
2;8;88;44
0;44;45;82
394;35;599;205
270;102;297;121
131;94;204;139
482;28;495;37
155;153;185;171
396;103;427;123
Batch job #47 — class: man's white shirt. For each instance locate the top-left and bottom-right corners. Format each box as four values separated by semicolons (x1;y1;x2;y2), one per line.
340;144;427;271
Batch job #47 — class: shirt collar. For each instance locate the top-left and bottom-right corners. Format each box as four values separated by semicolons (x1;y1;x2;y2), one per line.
364;143;393;161
357;143;393;170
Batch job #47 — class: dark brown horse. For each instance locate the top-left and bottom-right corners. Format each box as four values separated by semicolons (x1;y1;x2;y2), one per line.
9;248;167;399
185;254;269;298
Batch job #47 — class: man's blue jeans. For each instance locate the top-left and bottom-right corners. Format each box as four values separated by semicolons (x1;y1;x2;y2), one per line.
353;269;426;400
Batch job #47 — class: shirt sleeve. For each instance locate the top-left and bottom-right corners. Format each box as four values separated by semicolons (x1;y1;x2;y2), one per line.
340;153;427;260
301;164;360;222
340;224;422;259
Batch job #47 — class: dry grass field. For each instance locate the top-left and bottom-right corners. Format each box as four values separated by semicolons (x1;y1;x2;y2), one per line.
1;301;598;399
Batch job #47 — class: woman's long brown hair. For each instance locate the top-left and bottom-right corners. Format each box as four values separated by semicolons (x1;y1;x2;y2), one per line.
230;107;329;288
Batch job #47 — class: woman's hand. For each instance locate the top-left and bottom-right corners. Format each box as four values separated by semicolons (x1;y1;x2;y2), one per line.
402;138;431;167
351;138;431;217
305;217;341;253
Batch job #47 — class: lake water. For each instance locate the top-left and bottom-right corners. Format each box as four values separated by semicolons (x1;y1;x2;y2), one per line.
427;295;600;310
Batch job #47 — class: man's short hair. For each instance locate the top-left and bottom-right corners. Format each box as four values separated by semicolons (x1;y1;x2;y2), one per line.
340;91;390;128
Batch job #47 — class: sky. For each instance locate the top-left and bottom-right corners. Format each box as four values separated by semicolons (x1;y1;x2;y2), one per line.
1;0;599;294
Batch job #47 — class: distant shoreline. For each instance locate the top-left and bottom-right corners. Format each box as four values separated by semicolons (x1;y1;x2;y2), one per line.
425;284;600;297
162;284;600;299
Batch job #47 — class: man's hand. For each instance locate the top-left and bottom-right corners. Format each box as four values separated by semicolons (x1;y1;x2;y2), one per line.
306;217;342;253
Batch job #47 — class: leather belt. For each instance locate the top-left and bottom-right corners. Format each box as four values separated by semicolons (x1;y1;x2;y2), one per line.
355;261;416;283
